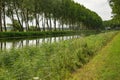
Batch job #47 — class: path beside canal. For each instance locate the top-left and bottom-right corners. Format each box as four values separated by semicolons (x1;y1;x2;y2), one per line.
69;32;120;80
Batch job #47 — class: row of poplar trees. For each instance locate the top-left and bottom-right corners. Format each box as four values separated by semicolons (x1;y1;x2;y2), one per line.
0;0;103;32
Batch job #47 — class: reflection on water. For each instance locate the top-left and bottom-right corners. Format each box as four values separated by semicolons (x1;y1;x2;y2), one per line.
0;35;80;50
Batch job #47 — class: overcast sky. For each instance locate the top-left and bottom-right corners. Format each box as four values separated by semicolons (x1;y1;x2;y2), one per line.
74;0;112;20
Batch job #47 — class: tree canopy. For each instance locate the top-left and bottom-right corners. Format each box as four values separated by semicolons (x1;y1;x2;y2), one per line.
109;0;120;19
109;0;120;28
0;0;103;32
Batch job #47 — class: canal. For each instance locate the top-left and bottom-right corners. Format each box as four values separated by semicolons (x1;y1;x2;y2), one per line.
0;35;81;50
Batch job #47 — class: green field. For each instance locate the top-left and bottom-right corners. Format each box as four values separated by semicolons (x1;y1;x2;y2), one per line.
69;32;120;80
0;31;118;80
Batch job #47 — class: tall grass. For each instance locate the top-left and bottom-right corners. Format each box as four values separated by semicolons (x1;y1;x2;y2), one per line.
0;31;117;80
0;30;98;38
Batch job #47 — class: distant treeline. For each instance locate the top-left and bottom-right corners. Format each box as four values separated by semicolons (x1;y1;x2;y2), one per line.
0;0;102;32
103;19;120;30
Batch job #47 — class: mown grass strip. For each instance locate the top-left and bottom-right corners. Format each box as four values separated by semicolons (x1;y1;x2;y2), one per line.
69;32;120;80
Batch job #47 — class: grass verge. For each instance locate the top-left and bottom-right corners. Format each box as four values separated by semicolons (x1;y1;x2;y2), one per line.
0;30;99;39
68;32;120;80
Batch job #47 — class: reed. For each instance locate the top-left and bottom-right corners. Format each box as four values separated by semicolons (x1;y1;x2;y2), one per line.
0;31;117;80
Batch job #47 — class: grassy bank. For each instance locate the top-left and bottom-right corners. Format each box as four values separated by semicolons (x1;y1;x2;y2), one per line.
0;30;99;39
68;32;120;80
0;31;118;80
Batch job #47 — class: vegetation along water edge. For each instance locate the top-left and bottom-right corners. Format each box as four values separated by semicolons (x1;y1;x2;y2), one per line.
68;32;120;80
0;31;118;80
0;30;99;39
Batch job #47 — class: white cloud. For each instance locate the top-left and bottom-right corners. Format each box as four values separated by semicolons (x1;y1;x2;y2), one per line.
74;0;112;20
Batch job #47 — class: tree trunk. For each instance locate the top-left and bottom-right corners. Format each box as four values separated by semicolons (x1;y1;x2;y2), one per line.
11;8;15;31
0;0;3;32
50;17;52;31
26;9;29;31
3;2;7;32
42;13;45;31
35;13;41;31
61;20;64;31
0;11;2;32
58;22;61;31
49;13;52;31
35;13;38;31
22;9;29;31
21;12;24;30
46;18;49;31
14;3;23;31
54;18;56;31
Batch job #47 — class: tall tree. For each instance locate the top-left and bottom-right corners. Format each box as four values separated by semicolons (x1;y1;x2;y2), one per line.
1;0;103;32
109;0;120;28
0;0;3;32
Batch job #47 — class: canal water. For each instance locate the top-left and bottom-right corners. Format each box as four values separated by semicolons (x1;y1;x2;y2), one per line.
0;35;81;50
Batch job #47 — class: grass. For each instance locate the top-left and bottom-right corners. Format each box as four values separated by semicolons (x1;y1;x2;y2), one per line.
0;30;99;39
0;31;118;80
68;32;120;80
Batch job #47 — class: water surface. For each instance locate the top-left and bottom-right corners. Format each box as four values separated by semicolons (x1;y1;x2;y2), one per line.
0;35;80;50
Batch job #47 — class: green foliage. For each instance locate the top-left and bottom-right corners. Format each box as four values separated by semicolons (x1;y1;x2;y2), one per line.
12;20;23;31
109;0;120;28
0;30;98;38
103;19;120;29
68;32;120;80
109;0;120;18
0;0;103;32
0;31;117;80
